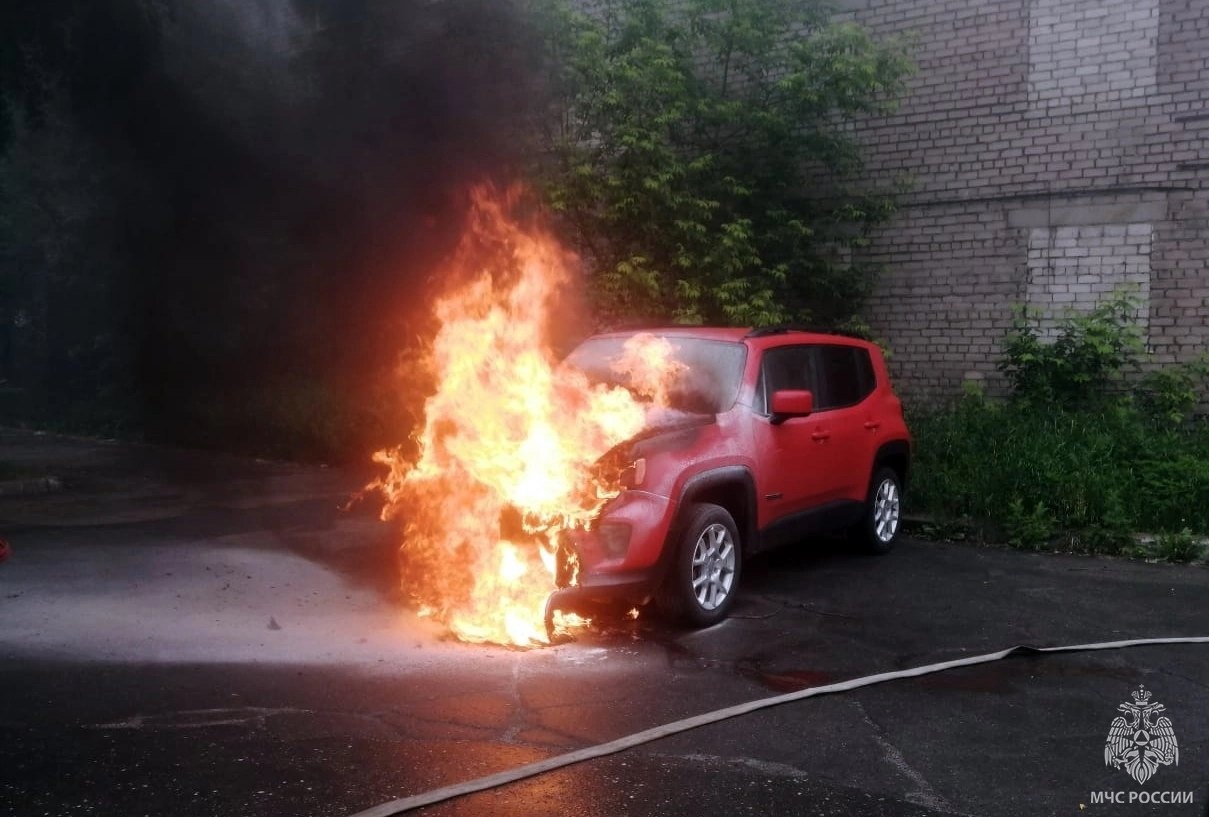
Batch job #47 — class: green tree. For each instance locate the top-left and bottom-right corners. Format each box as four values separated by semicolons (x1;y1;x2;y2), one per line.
532;0;913;327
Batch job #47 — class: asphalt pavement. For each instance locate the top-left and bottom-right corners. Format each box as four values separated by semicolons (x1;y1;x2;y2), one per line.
1;428;1207;817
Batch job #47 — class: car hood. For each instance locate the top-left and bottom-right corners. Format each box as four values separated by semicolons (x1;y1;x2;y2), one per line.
632;407;715;442
593;408;715;475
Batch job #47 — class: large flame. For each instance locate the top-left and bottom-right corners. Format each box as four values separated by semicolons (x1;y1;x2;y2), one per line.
372;185;677;647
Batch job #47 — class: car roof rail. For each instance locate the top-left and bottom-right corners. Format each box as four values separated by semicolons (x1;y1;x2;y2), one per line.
739;323;797;335
743;324;809;338
744;324;871;340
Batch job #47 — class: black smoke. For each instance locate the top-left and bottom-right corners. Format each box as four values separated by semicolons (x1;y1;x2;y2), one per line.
0;0;547;457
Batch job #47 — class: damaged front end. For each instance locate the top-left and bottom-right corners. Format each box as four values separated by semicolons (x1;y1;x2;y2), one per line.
542;411;716;639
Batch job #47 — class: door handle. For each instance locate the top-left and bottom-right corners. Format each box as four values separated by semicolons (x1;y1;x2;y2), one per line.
811;432;830;442
864;421;880;431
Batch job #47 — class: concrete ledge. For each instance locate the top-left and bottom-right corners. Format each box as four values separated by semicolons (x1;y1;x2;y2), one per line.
1008;199;1167;228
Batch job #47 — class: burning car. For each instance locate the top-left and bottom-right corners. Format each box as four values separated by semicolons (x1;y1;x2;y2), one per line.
373;187;909;646
549;327;912;630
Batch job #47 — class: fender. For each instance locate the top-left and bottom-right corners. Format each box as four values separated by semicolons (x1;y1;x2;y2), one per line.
665;465;758;569
874;439;912;486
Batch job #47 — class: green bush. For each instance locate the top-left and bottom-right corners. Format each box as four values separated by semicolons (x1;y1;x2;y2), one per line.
1153;529;1203;564
1004;498;1055;550
910;291;1209;553
1136;357;1209;426
910;396;1209;550
998;291;1144;410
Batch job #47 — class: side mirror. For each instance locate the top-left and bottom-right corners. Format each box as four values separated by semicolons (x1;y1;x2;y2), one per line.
770;389;813;425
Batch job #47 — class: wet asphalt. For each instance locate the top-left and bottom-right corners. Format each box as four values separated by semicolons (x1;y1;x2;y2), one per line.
1;428;1207;817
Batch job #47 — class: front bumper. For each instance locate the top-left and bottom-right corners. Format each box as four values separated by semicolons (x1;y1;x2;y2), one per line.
572;489;676;574
545;490;678;633
546;569;659;614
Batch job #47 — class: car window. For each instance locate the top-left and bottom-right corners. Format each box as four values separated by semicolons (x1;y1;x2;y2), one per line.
816;345;876;410
856;348;876;395
756;345;819;414
564;336;747;413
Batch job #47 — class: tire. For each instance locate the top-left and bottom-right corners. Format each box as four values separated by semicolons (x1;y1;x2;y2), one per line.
656;503;742;627
853;466;903;554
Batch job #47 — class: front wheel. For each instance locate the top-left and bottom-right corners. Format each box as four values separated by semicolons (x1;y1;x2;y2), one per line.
656;503;741;627
854;467;903;554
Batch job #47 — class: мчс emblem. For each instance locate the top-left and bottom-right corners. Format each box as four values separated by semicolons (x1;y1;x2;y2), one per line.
1104;685;1179;785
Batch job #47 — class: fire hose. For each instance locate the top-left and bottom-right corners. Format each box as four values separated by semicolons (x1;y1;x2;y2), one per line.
344;636;1209;817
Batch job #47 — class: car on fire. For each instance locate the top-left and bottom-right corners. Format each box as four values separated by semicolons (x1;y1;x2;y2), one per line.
547;326;911;629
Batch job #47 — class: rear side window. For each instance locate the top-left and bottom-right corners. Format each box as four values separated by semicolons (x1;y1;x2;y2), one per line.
816;345;876;410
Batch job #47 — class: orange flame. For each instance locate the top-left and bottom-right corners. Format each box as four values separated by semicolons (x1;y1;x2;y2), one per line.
372;185;677;647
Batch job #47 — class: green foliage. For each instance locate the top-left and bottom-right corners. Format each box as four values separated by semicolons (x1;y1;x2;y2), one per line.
910;395;1209;554
531;0;913;327
1153;529;1203;564
1136;355;1209;426
910;290;1209;558
999;291;1145;409
1004;498;1055;550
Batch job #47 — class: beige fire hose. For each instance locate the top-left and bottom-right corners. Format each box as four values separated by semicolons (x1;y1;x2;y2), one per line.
345;636;1209;817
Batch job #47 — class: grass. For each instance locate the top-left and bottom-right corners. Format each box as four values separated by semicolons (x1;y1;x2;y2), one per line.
908;395;1209;560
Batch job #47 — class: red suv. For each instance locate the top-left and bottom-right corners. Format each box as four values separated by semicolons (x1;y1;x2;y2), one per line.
547;327;911;630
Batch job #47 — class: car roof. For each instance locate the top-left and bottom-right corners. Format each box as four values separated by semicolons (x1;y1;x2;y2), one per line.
588;326;875;349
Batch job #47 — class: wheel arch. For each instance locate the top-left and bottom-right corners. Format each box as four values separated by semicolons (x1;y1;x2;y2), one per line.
674;466;757;560
873;440;911;491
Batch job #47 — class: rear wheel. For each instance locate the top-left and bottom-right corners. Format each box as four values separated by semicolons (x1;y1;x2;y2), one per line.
853;467;902;554
656;503;741;627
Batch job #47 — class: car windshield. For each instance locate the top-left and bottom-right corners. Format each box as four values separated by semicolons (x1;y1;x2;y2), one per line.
564;335;747;414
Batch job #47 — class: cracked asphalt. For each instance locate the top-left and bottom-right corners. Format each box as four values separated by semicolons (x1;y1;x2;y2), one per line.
1;428;1208;817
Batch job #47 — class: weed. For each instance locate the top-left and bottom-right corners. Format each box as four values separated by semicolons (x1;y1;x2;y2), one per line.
1154;528;1203;564
1004;497;1055;550
910;288;1209;555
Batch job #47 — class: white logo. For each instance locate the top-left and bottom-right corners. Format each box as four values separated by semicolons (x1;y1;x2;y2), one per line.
1104;685;1179;785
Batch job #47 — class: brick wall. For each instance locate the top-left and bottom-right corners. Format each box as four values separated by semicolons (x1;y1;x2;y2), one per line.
843;0;1209;401
1025;223;1152;338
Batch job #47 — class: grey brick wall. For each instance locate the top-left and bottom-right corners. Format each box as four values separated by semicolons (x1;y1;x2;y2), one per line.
846;0;1209;401
1025;223;1152;337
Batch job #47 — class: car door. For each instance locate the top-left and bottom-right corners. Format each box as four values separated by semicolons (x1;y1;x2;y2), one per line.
750;344;830;523
812;345;879;502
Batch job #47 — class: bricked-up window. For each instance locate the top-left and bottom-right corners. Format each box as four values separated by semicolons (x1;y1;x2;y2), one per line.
1025;223;1152;340
1028;0;1158;107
